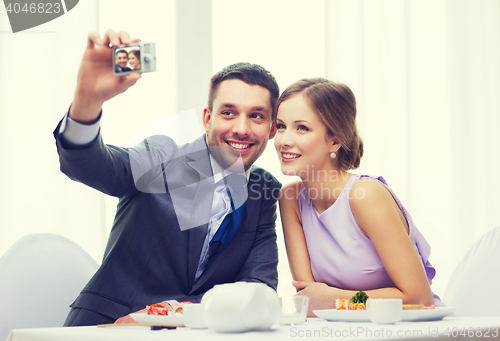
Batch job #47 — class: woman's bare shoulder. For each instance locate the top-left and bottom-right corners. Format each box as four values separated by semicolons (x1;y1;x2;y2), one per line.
279;181;303;204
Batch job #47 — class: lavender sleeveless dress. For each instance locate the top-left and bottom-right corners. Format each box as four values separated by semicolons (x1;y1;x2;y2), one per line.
299;175;443;306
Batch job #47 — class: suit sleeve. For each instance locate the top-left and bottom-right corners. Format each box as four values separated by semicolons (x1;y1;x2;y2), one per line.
234;172;281;290
54;117;180;198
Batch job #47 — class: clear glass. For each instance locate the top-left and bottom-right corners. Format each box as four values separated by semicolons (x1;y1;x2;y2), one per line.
279;296;309;325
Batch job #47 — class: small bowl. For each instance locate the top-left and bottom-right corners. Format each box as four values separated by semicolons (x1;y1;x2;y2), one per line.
368;298;402;324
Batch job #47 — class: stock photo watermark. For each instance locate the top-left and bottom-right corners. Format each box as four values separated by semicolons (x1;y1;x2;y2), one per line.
289;326;499;339
125;109;370;232
131;134;367;232
3;0;79;33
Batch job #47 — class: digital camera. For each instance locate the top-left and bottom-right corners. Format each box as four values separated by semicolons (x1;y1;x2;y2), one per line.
113;42;156;75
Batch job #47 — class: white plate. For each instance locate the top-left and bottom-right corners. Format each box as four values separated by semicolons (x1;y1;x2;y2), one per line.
313;307;456;322
130;313;184;325
401;307;457;322
313;309;369;322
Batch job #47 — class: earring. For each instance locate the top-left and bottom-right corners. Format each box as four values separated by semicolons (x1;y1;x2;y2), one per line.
330;152;336;159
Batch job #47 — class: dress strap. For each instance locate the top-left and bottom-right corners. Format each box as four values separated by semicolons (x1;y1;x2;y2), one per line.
359;175;388;186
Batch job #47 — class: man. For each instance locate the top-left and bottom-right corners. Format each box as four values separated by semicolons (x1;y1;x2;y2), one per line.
54;30;281;326
114;49;131;73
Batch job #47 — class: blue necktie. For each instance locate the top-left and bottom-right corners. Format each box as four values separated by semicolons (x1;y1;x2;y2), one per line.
207;173;247;268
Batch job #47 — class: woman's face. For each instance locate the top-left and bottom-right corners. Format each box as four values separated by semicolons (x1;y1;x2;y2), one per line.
274;93;335;179
128;53;140;69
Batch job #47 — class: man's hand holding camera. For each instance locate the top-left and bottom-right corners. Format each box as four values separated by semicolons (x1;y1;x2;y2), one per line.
70;29;142;124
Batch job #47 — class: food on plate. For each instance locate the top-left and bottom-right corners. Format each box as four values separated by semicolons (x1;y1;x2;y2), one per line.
348;302;366;310
146;301;193;316
403;304;424;310
402;304;435;310
350;291;369;305
146;303;169;316
334;291;436;312
335;298;349;310
335;291;369;310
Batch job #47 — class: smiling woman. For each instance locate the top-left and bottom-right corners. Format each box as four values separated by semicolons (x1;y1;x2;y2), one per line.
128;49;140;70
274;78;443;315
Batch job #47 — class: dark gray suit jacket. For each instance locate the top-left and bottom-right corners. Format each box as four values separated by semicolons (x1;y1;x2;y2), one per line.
54;123;281;324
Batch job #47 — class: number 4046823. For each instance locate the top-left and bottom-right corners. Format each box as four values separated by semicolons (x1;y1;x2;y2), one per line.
5;2;61;14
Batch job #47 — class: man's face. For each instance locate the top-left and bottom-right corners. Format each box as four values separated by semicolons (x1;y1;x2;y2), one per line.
115;52;128;69
203;79;276;171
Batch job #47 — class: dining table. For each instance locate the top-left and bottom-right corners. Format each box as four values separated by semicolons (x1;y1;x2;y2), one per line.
7;316;500;341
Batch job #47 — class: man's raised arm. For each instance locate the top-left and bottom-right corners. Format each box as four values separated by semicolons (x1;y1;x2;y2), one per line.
69;29;142;124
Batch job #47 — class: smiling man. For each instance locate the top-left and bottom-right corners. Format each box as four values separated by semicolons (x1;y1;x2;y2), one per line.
54;30;281;327
204;78;275;171
114;49;131;73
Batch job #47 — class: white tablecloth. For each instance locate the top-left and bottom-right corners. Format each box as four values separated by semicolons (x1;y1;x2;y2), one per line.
7;317;500;341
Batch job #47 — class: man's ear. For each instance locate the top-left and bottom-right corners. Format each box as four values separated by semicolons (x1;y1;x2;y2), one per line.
269;122;277;139
202;108;211;133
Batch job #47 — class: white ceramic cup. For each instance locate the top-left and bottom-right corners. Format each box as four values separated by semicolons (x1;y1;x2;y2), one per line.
201;282;280;333
368;298;402;324
279;296;309;325
183;304;207;329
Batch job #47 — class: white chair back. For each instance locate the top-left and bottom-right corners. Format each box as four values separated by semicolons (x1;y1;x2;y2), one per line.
0;234;98;340
443;226;500;317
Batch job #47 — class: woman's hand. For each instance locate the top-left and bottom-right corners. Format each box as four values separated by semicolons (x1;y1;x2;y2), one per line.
293;281;339;316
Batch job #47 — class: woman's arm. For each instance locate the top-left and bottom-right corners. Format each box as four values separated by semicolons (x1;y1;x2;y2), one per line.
279;182;315;283
294;178;434;315
348;178;433;306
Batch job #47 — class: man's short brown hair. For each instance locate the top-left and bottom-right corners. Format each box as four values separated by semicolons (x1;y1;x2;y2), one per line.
207;62;279;120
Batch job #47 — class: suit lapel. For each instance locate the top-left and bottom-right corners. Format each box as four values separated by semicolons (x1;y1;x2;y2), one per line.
179;136;215;289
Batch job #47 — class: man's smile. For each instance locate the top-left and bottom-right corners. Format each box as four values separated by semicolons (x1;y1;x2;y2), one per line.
226;140;255;153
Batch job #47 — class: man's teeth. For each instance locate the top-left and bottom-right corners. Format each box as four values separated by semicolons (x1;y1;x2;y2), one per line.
282;153;300;159
229;142;250;149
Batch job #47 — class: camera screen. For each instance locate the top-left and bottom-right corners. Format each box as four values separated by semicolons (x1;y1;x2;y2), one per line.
114;46;141;73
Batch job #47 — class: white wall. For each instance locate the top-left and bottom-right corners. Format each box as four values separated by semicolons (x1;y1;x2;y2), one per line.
0;0;107;261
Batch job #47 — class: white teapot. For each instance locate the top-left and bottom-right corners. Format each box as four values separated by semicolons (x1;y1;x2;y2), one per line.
201;282;280;333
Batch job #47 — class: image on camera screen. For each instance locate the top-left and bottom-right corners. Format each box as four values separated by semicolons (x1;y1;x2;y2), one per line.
114;46;141;73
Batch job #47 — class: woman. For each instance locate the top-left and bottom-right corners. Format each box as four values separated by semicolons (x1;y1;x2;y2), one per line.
128;49;141;70
274;78;443;315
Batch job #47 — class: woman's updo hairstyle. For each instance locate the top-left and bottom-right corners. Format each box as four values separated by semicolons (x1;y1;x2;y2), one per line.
276;78;364;171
